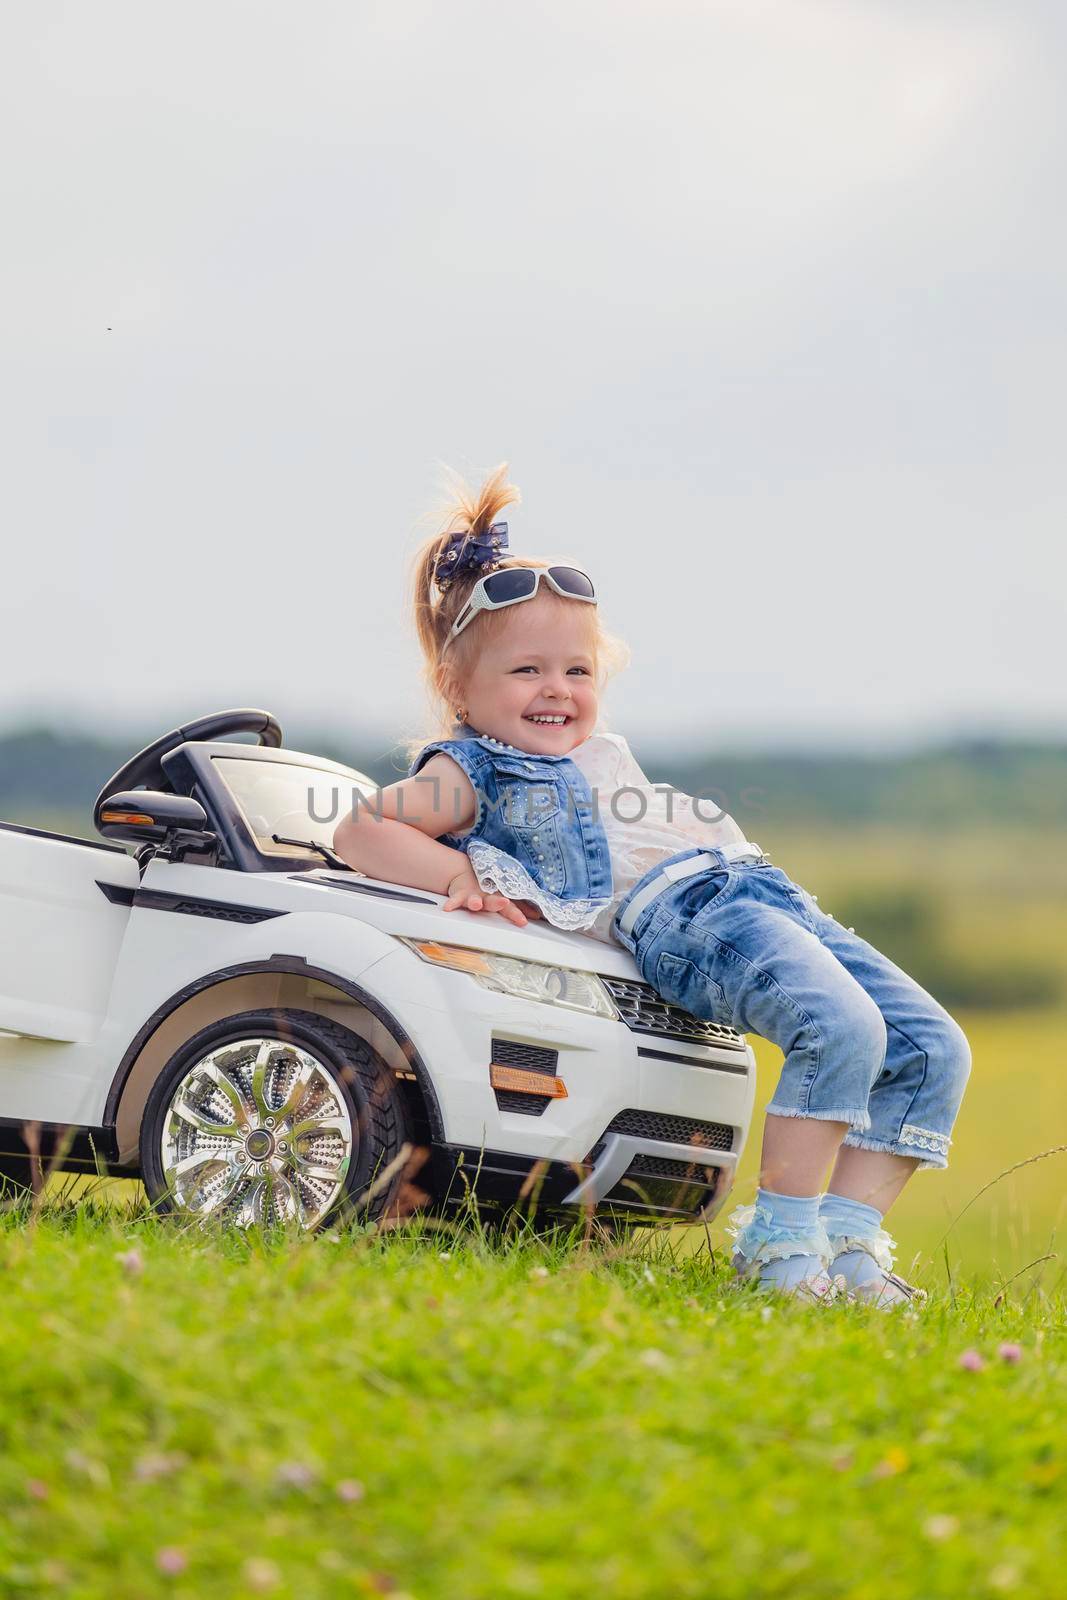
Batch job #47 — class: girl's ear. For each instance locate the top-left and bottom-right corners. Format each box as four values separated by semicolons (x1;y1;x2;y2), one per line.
436;665;465;718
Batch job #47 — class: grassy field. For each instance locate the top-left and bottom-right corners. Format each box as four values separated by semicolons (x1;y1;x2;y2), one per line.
9;1001;1066;1599
1;1205;1064;1600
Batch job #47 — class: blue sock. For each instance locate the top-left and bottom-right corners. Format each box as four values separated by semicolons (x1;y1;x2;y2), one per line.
756;1187;822;1233
819;1193;883;1238
820;1192;891;1286
732;1188;829;1286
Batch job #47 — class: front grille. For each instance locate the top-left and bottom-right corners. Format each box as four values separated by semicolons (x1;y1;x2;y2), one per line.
605;1108;734;1152
491;1038;559;1118
601;976;746;1051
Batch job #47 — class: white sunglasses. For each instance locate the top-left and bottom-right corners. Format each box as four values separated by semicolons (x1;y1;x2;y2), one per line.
444;565;597;648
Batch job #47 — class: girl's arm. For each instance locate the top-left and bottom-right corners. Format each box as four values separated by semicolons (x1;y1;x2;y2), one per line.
332;753;475;891
332;753;538;925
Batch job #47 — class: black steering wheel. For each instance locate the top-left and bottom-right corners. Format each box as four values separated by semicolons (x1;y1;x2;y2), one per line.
93;708;283;834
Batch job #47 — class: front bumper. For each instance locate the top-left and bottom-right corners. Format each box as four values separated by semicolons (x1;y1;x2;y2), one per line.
361;943;758;1223
428;1132;732;1224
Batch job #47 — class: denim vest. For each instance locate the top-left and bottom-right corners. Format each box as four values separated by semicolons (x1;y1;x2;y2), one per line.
408;722;614;904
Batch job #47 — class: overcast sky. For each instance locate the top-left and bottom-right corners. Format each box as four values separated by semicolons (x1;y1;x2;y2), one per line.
2;0;1064;758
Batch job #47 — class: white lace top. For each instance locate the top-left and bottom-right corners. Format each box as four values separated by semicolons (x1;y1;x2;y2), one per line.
464;729;750;945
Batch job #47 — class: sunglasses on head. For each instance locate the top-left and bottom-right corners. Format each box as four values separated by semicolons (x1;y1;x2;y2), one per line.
444;565;597;648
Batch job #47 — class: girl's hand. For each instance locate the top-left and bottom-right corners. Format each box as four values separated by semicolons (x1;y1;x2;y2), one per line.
443;867;537;927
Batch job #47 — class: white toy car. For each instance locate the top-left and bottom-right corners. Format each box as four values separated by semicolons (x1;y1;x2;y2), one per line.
0;709;756;1230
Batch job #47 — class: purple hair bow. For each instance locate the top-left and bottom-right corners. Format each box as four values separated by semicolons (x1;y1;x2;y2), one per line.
434;521;509;593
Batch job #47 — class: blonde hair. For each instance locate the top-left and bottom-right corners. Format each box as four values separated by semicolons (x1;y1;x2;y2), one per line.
401;463;629;765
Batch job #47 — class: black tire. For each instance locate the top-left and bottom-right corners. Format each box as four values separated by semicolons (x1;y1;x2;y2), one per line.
0;1152;35;1202
140;1007;412;1230
477;1207;575;1242
589;1212;643;1242
476;1204;638;1244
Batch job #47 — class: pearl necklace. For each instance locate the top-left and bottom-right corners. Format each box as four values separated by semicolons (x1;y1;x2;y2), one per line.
459;724;563;761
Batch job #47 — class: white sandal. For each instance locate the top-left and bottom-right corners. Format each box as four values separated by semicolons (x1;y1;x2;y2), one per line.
826;1232;928;1310
775;1270;848;1304
844;1269;927;1309
732;1258;848;1304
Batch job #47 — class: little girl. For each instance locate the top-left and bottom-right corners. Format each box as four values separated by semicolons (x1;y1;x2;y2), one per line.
334;465;972;1305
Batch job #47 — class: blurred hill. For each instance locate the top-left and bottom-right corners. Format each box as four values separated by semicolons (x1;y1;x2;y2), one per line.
2;722;1065;833
662;739;1067;832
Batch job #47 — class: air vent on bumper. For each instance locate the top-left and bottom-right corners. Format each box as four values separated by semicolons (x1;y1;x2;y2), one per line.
605;1108;734;1152
490;1039;562;1117
601;1152;721;1218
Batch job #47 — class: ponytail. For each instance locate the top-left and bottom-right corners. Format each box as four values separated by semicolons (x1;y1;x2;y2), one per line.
411;462;520;675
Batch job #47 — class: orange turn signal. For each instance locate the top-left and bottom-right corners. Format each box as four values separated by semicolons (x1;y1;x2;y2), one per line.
489;1064;568;1099
412;942;492;975
100;810;156;826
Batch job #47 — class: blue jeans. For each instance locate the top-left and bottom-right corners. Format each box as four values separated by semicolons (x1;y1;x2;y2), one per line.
611;847;971;1169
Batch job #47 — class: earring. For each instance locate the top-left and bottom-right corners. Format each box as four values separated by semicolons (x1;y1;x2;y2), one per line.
455;706;469;723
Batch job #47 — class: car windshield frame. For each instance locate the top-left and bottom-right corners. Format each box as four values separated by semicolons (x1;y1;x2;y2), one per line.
161;740;382;874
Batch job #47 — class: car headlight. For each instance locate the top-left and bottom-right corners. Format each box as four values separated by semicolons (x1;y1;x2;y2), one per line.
398;939;619;1020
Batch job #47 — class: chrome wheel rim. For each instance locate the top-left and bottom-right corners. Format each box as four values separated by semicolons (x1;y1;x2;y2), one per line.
160;1036;354;1227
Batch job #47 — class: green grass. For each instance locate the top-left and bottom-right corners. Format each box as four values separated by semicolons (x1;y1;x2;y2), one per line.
4;820;1063;1594
9;1001;1062;1598
0;1205;1063;1599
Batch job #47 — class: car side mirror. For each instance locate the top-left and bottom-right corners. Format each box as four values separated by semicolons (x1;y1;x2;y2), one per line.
97;790;217;859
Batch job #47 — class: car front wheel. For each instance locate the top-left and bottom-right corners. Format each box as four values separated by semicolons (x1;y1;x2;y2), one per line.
140;1008;411;1230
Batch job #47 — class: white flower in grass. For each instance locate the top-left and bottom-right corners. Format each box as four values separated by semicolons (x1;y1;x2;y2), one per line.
275;1460;317;1491
244;1557;282;1592
133;1451;187;1483
923;1514;959;1541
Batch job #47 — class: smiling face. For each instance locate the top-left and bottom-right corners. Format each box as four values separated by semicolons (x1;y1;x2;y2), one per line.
452;593;600;755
